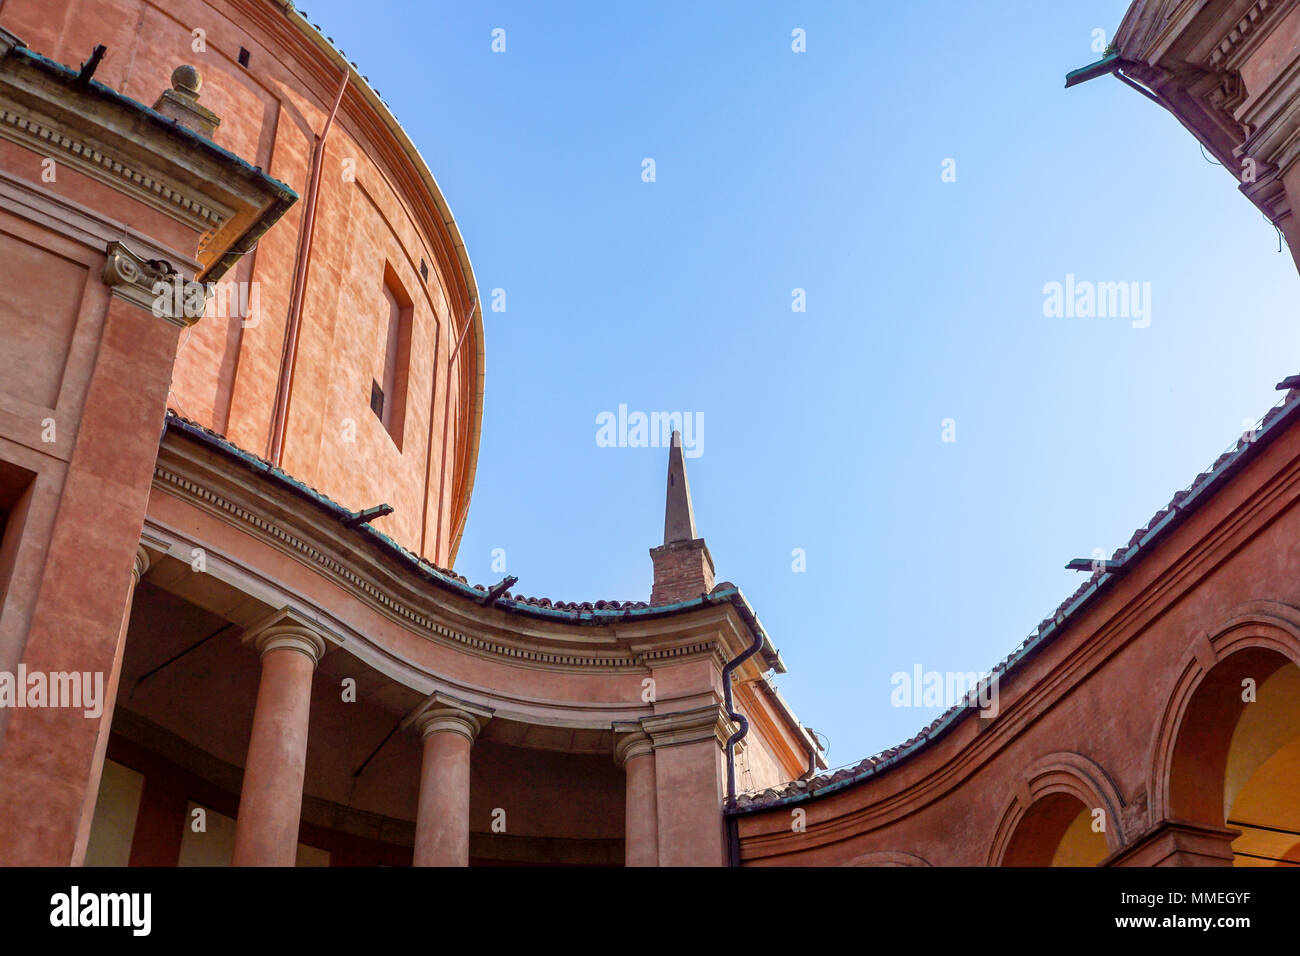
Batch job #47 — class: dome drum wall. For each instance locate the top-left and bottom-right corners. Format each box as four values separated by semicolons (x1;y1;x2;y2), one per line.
0;0;482;566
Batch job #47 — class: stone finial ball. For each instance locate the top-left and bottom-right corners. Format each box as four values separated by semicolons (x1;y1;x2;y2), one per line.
171;65;202;95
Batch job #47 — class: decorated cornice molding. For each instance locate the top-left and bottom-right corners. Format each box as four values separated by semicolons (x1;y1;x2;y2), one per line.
151;443;746;676
1205;0;1281;70
0;30;294;282
642;704;736;751
1238;57;1300;177
0;96;231;232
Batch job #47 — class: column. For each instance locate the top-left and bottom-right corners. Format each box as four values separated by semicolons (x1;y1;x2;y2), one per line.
614;729;659;866
231;618;326;866
413;704;489;866
0;247;188;865
71;545;149;865
643;704;734;866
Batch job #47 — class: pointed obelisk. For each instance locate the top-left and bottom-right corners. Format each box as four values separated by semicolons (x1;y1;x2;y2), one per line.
649;431;715;605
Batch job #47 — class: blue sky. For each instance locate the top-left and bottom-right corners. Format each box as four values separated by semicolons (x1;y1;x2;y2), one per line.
303;0;1300;769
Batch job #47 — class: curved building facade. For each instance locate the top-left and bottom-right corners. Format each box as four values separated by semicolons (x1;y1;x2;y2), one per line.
0;0;819;866
3;0;1300;870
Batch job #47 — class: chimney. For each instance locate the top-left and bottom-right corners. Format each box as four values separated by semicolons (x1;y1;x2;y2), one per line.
649;431;715;605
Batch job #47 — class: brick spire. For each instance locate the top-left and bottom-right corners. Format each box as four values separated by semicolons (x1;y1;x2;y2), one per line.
663;430;697;544
650;431;715;605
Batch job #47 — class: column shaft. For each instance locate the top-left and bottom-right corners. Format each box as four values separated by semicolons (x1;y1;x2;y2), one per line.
232;631;322;866
414;729;473;866
623;750;659;866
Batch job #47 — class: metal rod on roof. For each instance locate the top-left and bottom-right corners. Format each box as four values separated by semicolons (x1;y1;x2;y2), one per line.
479;575;517;606
76;45;107;85
344;503;394;528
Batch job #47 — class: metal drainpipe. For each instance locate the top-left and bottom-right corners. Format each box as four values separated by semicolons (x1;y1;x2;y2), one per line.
722;626;764;866
429;298;478;564
267;66;349;465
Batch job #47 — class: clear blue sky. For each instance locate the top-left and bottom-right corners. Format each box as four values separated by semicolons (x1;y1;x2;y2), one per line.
304;0;1300;769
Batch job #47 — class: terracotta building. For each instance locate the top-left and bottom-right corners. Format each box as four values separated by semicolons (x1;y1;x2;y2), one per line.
0;0;819;867
734;0;1300;868
0;0;1297;869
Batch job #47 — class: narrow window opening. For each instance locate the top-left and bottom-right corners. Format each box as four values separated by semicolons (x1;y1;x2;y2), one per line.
373;266;412;450
0;460;37;615
419;258;429;282
238;47;251;68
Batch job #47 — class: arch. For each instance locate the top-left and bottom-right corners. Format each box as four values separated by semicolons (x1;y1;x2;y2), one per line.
1148;601;1300;825
988;751;1125;867
841;850;932;867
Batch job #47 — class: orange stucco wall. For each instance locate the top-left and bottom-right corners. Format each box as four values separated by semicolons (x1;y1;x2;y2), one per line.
0;0;475;563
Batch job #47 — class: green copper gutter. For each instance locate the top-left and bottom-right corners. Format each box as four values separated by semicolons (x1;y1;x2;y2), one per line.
1064;51;1120;88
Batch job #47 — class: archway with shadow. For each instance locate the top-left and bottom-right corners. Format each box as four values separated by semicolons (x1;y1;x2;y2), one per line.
1001;792;1109;867
1167;646;1300;867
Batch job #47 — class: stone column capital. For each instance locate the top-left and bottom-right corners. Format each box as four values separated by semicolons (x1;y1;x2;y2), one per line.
102;241;208;327
407;692;493;744
242;607;330;666
132;546;150;585
612;727;654;767
254;625;327;664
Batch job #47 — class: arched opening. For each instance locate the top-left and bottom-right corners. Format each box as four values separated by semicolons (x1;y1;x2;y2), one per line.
1002;792;1108;867
1167;648;1300;866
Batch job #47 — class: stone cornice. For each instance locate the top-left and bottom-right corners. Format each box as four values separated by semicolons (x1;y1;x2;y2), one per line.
0;95;232;232
642;704;736;751
1203;0;1284;71
151;435;761;677
0;26;295;281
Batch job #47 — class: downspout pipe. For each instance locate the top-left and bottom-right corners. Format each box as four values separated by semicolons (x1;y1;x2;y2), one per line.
268;66;349;465
1064;50;1162;106
430;297;478;563
722;626;764;866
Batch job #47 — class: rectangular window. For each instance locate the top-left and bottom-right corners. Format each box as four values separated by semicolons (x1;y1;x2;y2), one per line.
372;266;412;450
0;460;36;617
